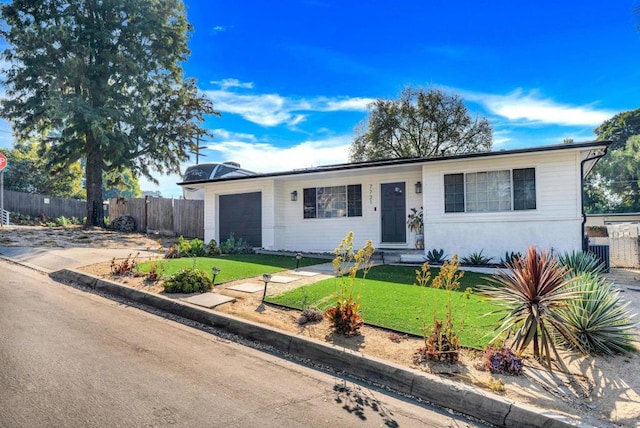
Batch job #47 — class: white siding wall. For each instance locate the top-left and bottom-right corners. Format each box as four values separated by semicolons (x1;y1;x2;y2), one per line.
201;148;592;257
279;169;422;252
423;150;583;260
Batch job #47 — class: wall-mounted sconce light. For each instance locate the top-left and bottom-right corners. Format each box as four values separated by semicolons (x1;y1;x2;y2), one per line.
415;181;422;194
290;190;298;201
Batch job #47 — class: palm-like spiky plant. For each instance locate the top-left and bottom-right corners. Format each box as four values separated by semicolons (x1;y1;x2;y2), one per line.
557;250;606;277
478;246;583;370
557;273;636;355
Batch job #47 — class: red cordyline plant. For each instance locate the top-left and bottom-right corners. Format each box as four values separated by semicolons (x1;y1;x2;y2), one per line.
478;246;584;371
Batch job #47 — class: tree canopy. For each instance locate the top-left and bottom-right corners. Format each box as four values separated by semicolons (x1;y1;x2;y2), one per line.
2;141;84;198
585;107;640;213
0;0;216;225
349;87;492;162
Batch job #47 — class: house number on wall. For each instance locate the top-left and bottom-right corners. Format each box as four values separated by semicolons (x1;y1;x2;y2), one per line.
369;184;373;204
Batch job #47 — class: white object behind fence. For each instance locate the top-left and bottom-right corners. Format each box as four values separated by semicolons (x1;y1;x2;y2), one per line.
607;223;640;268
1;209;9;226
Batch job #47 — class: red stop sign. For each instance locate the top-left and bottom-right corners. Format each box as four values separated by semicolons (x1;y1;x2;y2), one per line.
0;152;6;171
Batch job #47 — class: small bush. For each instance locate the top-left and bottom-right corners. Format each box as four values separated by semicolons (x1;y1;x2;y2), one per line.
557;250;605;277
220;234;254;254
461;250;493;266
146;261;166;282
325;232;374;336
110;253;139;276
163;268;212;294
425;248;447;264
164;245;181;259
206;239;222;256
297;307;324;325
557;273;636;355
499;251;522;267
483;347;523;376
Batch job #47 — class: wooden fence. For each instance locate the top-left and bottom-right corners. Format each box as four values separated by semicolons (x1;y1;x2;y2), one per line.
3;189;86;220
108;197;204;239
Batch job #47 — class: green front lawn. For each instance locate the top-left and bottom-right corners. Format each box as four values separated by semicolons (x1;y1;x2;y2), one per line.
136;253;328;284
266;264;502;349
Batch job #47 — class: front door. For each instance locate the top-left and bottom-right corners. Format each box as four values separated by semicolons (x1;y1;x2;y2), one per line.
381;182;406;244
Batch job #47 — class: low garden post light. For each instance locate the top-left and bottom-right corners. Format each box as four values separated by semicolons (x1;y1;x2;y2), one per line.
212;266;220;286
262;274;272;301
295;252;302;270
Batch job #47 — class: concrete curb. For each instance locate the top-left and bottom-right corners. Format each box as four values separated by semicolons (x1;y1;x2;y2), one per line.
50;268;586;428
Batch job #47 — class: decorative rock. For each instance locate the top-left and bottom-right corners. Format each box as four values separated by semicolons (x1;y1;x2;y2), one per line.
110;215;136;232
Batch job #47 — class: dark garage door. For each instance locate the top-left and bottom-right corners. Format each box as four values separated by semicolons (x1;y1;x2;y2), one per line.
219;192;262;247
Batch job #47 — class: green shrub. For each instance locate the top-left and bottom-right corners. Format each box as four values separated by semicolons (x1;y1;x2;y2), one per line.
425;248;447;264
163;268;212;293
557;273;636;355
499;251;522;267
557;250;605;277
461;250;493;266
220;234;254;254
206;239;222;256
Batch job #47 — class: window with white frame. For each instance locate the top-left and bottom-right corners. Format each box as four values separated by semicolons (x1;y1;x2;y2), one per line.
303;185;362;219
444;168;536;213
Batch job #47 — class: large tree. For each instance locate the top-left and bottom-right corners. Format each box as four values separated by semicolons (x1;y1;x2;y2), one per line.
0;0;215;226
585;107;640;213
350;87;492;162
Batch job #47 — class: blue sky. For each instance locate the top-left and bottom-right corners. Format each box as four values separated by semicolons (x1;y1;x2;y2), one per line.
1;0;640;198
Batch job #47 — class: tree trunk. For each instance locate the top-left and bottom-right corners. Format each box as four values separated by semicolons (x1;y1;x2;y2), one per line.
85;132;104;227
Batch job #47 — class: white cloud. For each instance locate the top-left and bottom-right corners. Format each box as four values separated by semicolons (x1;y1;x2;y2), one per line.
210;25;228;34
209;78;253;90
207;135;351;173
139;132;353;197
462;88;614;126
205;81;373;127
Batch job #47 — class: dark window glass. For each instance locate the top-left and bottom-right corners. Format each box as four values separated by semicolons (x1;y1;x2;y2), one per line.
444;174;464;213
347;185;362;217
303;188;316;219
513;168;536;210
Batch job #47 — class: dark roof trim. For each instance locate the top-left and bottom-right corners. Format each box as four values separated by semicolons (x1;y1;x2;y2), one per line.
178;140;612;186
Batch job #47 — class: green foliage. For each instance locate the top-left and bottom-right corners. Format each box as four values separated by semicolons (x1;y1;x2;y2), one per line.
2;141;84;199
103;168;141;199
206;239;222;256
425;248;447;264
110;253;139;276
325;232;375;336
483;347;523;376
499;251;523;267
168;236;207;258
349;87;492;162
413;256;464;364
585;108;640;213
406;207;423;233
267;265;500;349
478;247;583;371
557;273;636;355
164;245;182;259
461;250;493;266
220;234;254;254
557;250;605;277
0;0;216;226
163;267;212;294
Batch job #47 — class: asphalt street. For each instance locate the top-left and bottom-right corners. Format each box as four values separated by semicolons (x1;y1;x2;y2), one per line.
0;260;484;427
